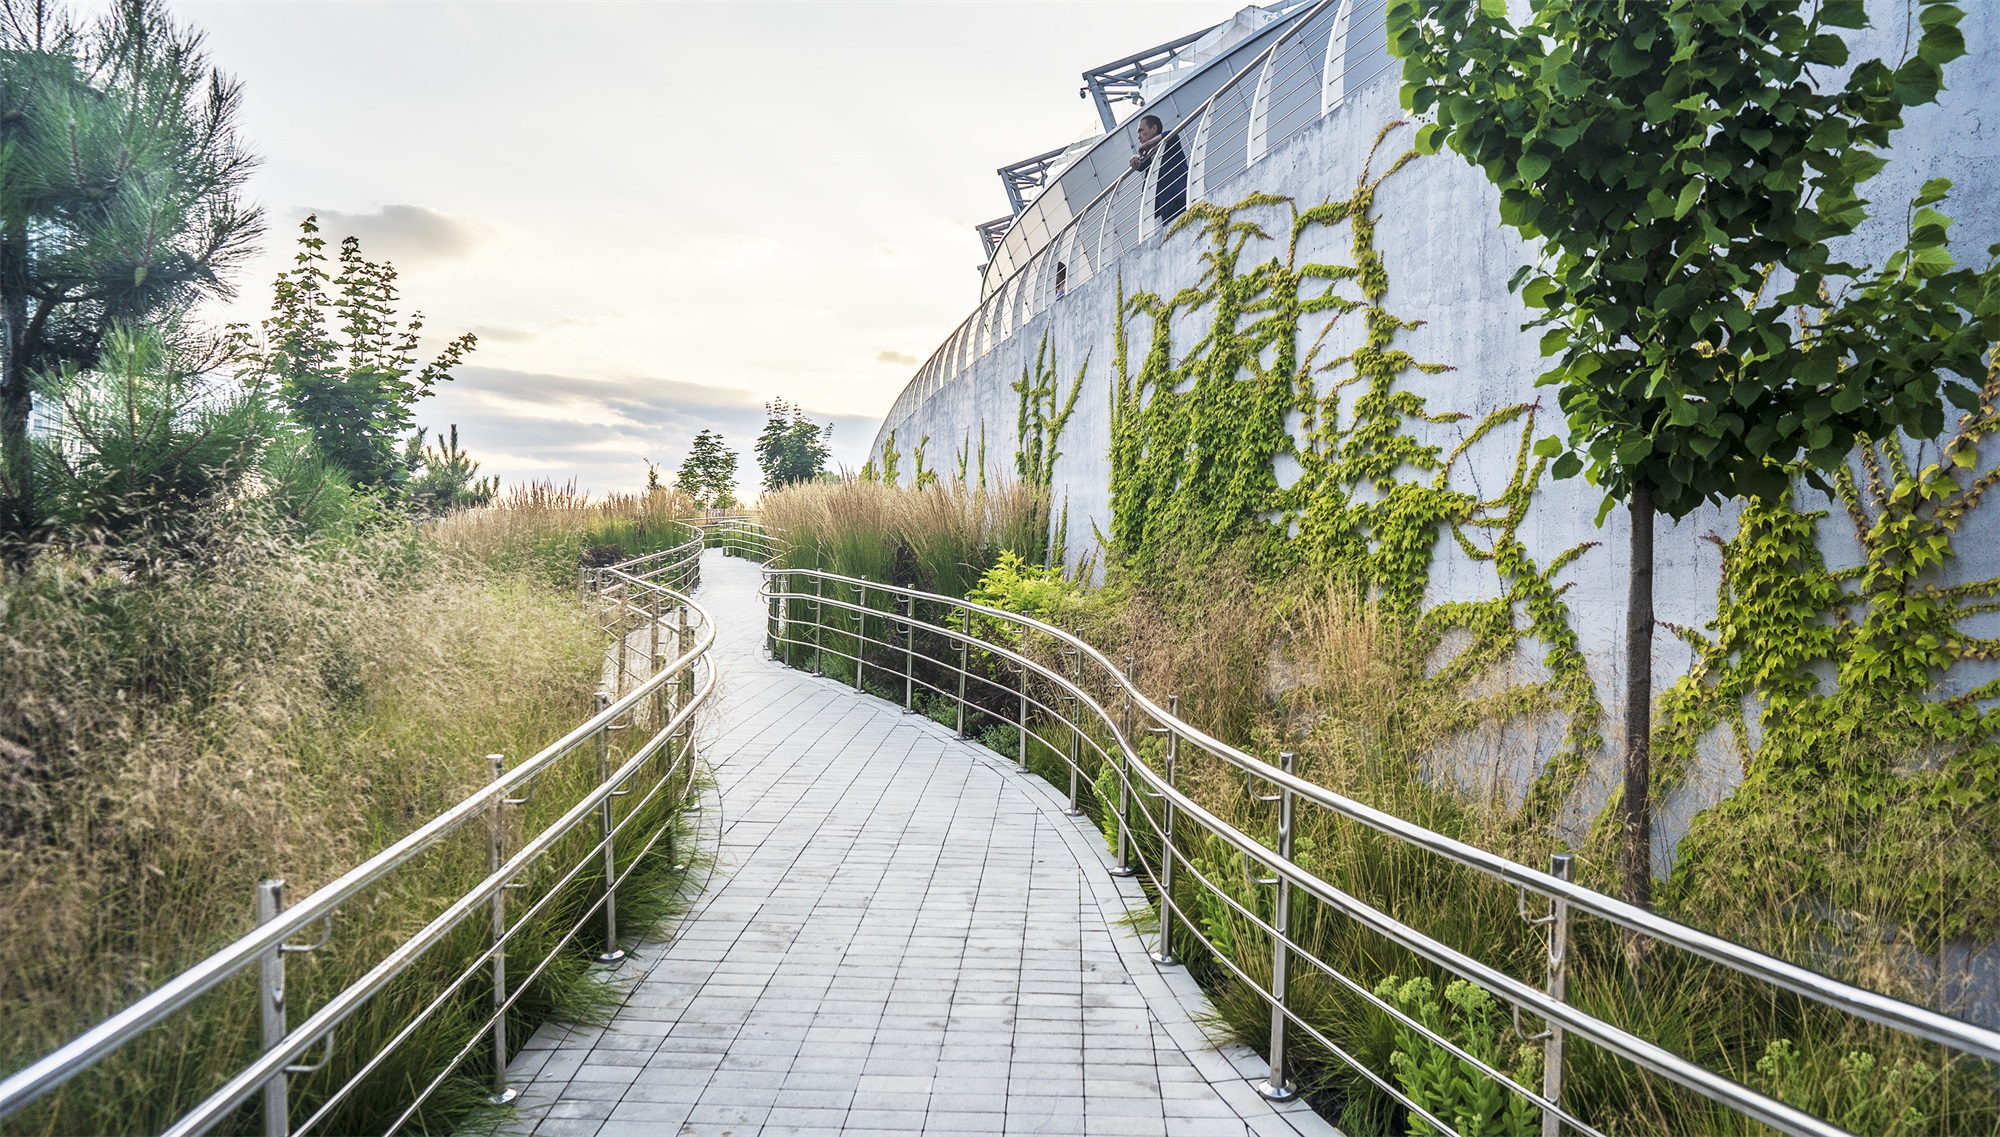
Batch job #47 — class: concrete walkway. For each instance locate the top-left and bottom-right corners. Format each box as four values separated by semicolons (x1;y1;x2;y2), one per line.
502;550;1335;1137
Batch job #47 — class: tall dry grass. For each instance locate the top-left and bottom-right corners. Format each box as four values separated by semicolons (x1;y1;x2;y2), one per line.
0;491;699;1134
759;476;1047;597
756;496;1994;1133
433;481;697;588
1090;556;1991;1134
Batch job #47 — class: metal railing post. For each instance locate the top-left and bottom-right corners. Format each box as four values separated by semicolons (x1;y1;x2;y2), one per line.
594;691;625;966
903;594;915;712
486;754;518;1105
1259;750;1299;1102
813;574;825;676
256;879;287;1137
614;583;630;696
955;609;969;739
1111;654;1136;877
853;584;867;693
675;604;697;794
771;572;783;659
1150;697;1181;966
1016;665;1028;772
1544;853;1574;1137
1063;649;1083;817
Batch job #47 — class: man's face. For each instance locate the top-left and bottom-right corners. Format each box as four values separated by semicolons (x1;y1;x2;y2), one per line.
1137;119;1160;145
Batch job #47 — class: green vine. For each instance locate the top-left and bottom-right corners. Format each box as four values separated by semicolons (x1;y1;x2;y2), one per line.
861;428;901;485
1656;354;2000;937
1108;122;1602;822
1014;330;1084;490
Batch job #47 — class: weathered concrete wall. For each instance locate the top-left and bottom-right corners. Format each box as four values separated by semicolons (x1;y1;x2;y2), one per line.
874;7;2000;858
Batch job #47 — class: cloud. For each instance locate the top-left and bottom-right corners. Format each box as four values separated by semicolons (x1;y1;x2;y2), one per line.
297;204;480;265
420;366;880;495
876;349;918;366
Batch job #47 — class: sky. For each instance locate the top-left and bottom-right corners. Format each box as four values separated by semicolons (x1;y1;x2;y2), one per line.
147;0;1255;496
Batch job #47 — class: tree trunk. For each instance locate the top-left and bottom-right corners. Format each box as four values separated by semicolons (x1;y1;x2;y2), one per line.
1;210;32;566
1621;480;1655;912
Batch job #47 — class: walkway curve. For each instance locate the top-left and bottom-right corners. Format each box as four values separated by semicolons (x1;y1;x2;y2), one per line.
503;549;1336;1137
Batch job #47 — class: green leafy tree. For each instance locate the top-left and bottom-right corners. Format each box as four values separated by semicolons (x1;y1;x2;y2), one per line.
753;397;832;492
674;428;738;508
1392;0;1993;906
404;423;497;515
1;0;262;556
245;215;477;492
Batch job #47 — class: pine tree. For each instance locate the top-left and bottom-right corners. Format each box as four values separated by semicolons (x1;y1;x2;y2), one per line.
1;0;263;557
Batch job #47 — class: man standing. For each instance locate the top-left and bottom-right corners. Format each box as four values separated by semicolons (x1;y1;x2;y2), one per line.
1128;113;1188;227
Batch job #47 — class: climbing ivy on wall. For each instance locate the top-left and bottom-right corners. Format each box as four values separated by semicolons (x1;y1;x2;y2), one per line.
1014;331;1084;491
1109;122;1602;819
1656;355;2000;938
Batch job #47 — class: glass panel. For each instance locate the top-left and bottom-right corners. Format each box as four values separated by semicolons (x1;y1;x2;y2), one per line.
1199;80;1255;195
1263;6;1338;149
1343;0;1391;99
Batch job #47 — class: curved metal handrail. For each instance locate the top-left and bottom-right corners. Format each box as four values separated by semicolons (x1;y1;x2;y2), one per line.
743;538;2000;1137
0;544;720;1134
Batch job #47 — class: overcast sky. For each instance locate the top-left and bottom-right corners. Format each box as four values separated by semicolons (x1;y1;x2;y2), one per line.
156;0;1250;495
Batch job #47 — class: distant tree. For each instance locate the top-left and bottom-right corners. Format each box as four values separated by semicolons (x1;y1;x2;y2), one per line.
404;424;497;515
1393;0;1988;908
1;0;263;557
754;398;833;492
675;429;738;509
244;216;477;492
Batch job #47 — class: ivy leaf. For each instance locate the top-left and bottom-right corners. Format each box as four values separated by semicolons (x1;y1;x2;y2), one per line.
1673;179;1704;221
1915;177;1954;206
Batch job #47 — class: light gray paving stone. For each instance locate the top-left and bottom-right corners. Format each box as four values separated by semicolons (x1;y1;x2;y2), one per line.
500;550;1337;1137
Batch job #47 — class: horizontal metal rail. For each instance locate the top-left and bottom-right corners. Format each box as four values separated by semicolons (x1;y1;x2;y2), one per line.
747;544;2000;1137
0;536;722;1134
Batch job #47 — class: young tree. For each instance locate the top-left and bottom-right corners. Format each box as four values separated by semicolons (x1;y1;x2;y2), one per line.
754;397;833;492
404;423;497;515
34;322;269;548
1;0;263;555
1392;0;1991;907
246;216;477;492
675;429;739;509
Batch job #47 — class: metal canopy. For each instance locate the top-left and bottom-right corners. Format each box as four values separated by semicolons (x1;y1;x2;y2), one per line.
975;216;1014;261
997;145;1074;216
1078;26;1215;133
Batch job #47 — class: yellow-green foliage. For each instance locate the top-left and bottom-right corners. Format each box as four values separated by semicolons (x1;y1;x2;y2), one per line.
1374;976;1540;1137
1107;122;1601;822
1657;356;2000;942
1013;331;1084;492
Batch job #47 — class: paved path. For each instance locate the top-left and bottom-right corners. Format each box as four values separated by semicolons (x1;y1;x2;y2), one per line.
503;550;1334;1137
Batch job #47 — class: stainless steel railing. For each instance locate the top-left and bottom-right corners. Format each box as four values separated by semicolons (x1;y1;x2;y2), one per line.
0;541;720;1135
888;0;1399;435
734;536;2000;1137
